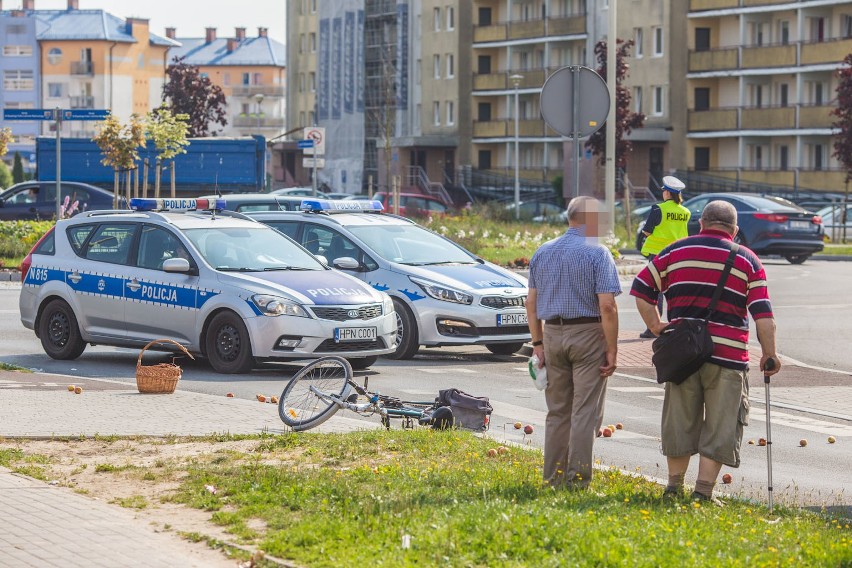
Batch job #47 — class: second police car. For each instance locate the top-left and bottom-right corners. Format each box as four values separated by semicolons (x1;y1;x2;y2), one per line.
249;199;530;359
19;198;396;373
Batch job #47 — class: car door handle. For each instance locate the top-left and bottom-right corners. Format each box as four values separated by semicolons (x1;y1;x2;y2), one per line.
68;271;82;284
126;278;141;292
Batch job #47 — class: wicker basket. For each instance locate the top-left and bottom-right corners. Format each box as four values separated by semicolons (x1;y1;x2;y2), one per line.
135;339;195;394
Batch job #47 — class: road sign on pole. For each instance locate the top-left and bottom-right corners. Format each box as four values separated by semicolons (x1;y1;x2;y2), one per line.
61;109;110;121
297;139;315;150
302;127;325;155
3;108;55;121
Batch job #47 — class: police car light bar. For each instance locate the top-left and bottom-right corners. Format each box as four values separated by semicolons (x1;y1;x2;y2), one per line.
300;199;384;213
130;198;227;212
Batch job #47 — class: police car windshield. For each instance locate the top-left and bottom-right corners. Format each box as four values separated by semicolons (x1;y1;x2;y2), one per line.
183;227;324;272
347;224;476;265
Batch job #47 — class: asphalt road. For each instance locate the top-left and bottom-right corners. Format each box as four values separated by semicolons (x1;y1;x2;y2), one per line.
1;259;850;510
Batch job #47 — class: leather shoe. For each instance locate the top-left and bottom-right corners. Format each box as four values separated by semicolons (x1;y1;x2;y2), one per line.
639;329;656;339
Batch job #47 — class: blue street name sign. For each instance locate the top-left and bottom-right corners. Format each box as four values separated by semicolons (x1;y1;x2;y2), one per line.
3;108;54;121
62;109;110;121
297;139;315;149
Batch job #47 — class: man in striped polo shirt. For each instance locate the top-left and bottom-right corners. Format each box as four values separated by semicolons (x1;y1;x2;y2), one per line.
630;200;781;503
526;196;621;490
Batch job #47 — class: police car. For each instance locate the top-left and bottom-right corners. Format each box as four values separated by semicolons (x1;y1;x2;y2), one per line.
19;198;397;373
248;199;530;359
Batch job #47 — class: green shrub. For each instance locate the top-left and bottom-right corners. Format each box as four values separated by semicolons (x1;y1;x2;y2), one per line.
0;220;54;260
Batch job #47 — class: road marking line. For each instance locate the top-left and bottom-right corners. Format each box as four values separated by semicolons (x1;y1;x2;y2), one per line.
648;395;665;401
414;368;444;374
613;372;657;384
748;408;852;436
609;386;663;393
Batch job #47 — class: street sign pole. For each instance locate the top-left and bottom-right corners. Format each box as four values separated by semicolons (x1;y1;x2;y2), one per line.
313;150;318;197
572;67;580;199
55;107;62;220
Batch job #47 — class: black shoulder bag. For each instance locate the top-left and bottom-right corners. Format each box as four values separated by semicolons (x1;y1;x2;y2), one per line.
651;244;739;385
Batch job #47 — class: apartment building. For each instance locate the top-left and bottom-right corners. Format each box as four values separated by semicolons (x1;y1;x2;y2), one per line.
168;27;286;139
0;0;176;160
686;0;848;193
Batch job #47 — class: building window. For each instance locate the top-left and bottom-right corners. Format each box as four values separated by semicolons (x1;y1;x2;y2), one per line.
2;45;33;56
446;101;454;125
434;7;441;31
414;103;421;130
310;0;316;14
416;59;421;84
6;24;26;35
310;33;316;52
478;102;491;121
433;101;440;125
844;15;852;39
308;111;314;125
633;86;643;113
3;101;34;109
813;144;825;170
478;150;492;170
299;73;305;92
779;83;788;107
694;147;710;171
653;27;663;56
652;86;664;116
299;34;305;53
47;47;62;65
137;53;145;69
309;72;316;92
633;28;643;57
695;28;711;52
751;145;763;169
446;6;455;30
241;103;250;115
446;54;454;78
47;82;63;98
810;17;825;42
779;21;790;44
242;72;250;85
299;111;306;126
4;69;34;90
253;72;261;85
779;145;789;171
434;54;441;79
694;87;710;111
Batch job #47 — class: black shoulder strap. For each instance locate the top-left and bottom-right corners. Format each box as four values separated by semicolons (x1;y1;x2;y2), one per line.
707;244;739;317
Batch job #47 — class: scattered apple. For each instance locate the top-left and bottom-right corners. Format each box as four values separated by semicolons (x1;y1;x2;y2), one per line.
270;396;279;404
514;421;523;430
256;394;266;403
497;446;509;455
226;392;234;398
607;424;617;432
74;386;82;394
799;439;808;447
487;448;498;458
722;473;733;484
758;438;767;447
523;424;534;435
748;439;755;445
615;423;624;430
828;436;837;444
602;427;613;438
67;384;75;392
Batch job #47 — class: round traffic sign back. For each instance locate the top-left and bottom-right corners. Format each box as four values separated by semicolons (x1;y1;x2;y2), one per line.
540;66;610;138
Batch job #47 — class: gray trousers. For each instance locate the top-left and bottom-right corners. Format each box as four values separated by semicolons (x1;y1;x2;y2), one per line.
542;321;609;488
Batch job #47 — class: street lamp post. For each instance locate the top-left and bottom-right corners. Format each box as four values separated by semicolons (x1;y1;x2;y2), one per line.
254;93;264;131
510;74;523;220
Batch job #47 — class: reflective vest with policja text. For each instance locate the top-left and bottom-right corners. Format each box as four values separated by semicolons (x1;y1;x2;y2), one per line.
641;200;691;256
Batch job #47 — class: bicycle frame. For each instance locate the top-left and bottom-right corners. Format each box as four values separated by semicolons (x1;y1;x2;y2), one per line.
308;378;434;425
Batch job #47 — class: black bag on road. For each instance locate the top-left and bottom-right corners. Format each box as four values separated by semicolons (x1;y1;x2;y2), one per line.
435;388;492;431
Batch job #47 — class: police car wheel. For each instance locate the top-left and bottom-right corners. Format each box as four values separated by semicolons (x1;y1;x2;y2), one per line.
347;356;378;370
485;342;524;356
383;298;419;360
205;311;254;374
38;299;86;360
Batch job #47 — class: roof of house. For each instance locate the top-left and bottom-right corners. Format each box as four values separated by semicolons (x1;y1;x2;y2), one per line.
169;36;286;67
0;9;179;47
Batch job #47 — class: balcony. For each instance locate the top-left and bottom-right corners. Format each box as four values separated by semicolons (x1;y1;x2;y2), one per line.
473;121;508;137
70;61;94;75
688;48;738;72
741;44;796;69
688;109;738;131
801;38;852;66
230;84;286;97
473;119;547;138
738;170;796;187
472;69;545;91
799;169;847;192
509;20;544;40
741;107;795;129
473;23;507;43
743;0;786;5
69;95;94;109
233;115;285;128
689;0;737;10
799;105;834;129
547;15;585;36
474;15;585;43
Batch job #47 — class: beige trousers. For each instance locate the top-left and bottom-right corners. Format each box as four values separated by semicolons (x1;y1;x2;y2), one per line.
542;322;608;488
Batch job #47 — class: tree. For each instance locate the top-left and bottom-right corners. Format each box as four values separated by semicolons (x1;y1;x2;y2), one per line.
93;114;146;208
0;161;12;190
831;52;852;242
12;152;25;184
0;127;12;158
146;108;190;198
585;39;645;169
161;56;227;137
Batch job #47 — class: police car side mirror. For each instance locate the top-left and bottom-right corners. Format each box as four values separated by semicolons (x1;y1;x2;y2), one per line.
163;258;192;273
332;257;360;270
315;254;329;266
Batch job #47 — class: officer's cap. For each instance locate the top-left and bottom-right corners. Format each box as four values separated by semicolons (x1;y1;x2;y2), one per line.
662;176;685;194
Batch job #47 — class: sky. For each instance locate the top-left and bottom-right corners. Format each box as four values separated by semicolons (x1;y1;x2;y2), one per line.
10;0;287;45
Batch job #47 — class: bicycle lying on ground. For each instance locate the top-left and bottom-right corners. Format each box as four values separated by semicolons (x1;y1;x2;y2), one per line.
278;356;456;432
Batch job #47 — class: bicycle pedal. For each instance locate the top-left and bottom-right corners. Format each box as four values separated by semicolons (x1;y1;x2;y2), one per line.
346;393;359;404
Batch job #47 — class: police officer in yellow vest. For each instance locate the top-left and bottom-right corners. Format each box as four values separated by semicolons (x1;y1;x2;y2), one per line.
639;175;691;338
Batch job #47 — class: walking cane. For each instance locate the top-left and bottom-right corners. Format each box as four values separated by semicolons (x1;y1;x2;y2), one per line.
763;357;776;513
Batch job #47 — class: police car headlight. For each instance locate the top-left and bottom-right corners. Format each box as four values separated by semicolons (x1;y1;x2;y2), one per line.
381;293;394;315
252;295;309;317
410;277;473;305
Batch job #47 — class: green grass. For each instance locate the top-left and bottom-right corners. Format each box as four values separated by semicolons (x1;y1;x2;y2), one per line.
822;244;852;255
0;362;31;372
166;430;850;567
111;494;149;509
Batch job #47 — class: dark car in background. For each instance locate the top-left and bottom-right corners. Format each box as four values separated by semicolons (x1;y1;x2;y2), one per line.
0;181;119;220
371;192;449;216
197;193;304;213
636;193;824;264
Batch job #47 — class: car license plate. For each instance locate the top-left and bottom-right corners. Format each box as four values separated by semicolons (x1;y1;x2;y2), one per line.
497;313;528;326
790;220;811;230
334;327;377;342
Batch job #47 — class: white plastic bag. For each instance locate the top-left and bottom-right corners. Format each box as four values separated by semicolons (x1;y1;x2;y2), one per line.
528;354;548;391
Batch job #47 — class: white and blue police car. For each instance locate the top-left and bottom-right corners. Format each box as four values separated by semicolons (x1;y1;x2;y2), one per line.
248;199;530;359
19;198;396;373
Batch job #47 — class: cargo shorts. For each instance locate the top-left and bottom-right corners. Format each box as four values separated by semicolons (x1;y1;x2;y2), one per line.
661;362;750;467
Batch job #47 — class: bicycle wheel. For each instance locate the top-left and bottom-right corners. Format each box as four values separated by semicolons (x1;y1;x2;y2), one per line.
279;356;353;431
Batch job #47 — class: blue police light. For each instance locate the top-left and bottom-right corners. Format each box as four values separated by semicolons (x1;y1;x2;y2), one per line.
300;199;384;213
130;198;227;212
